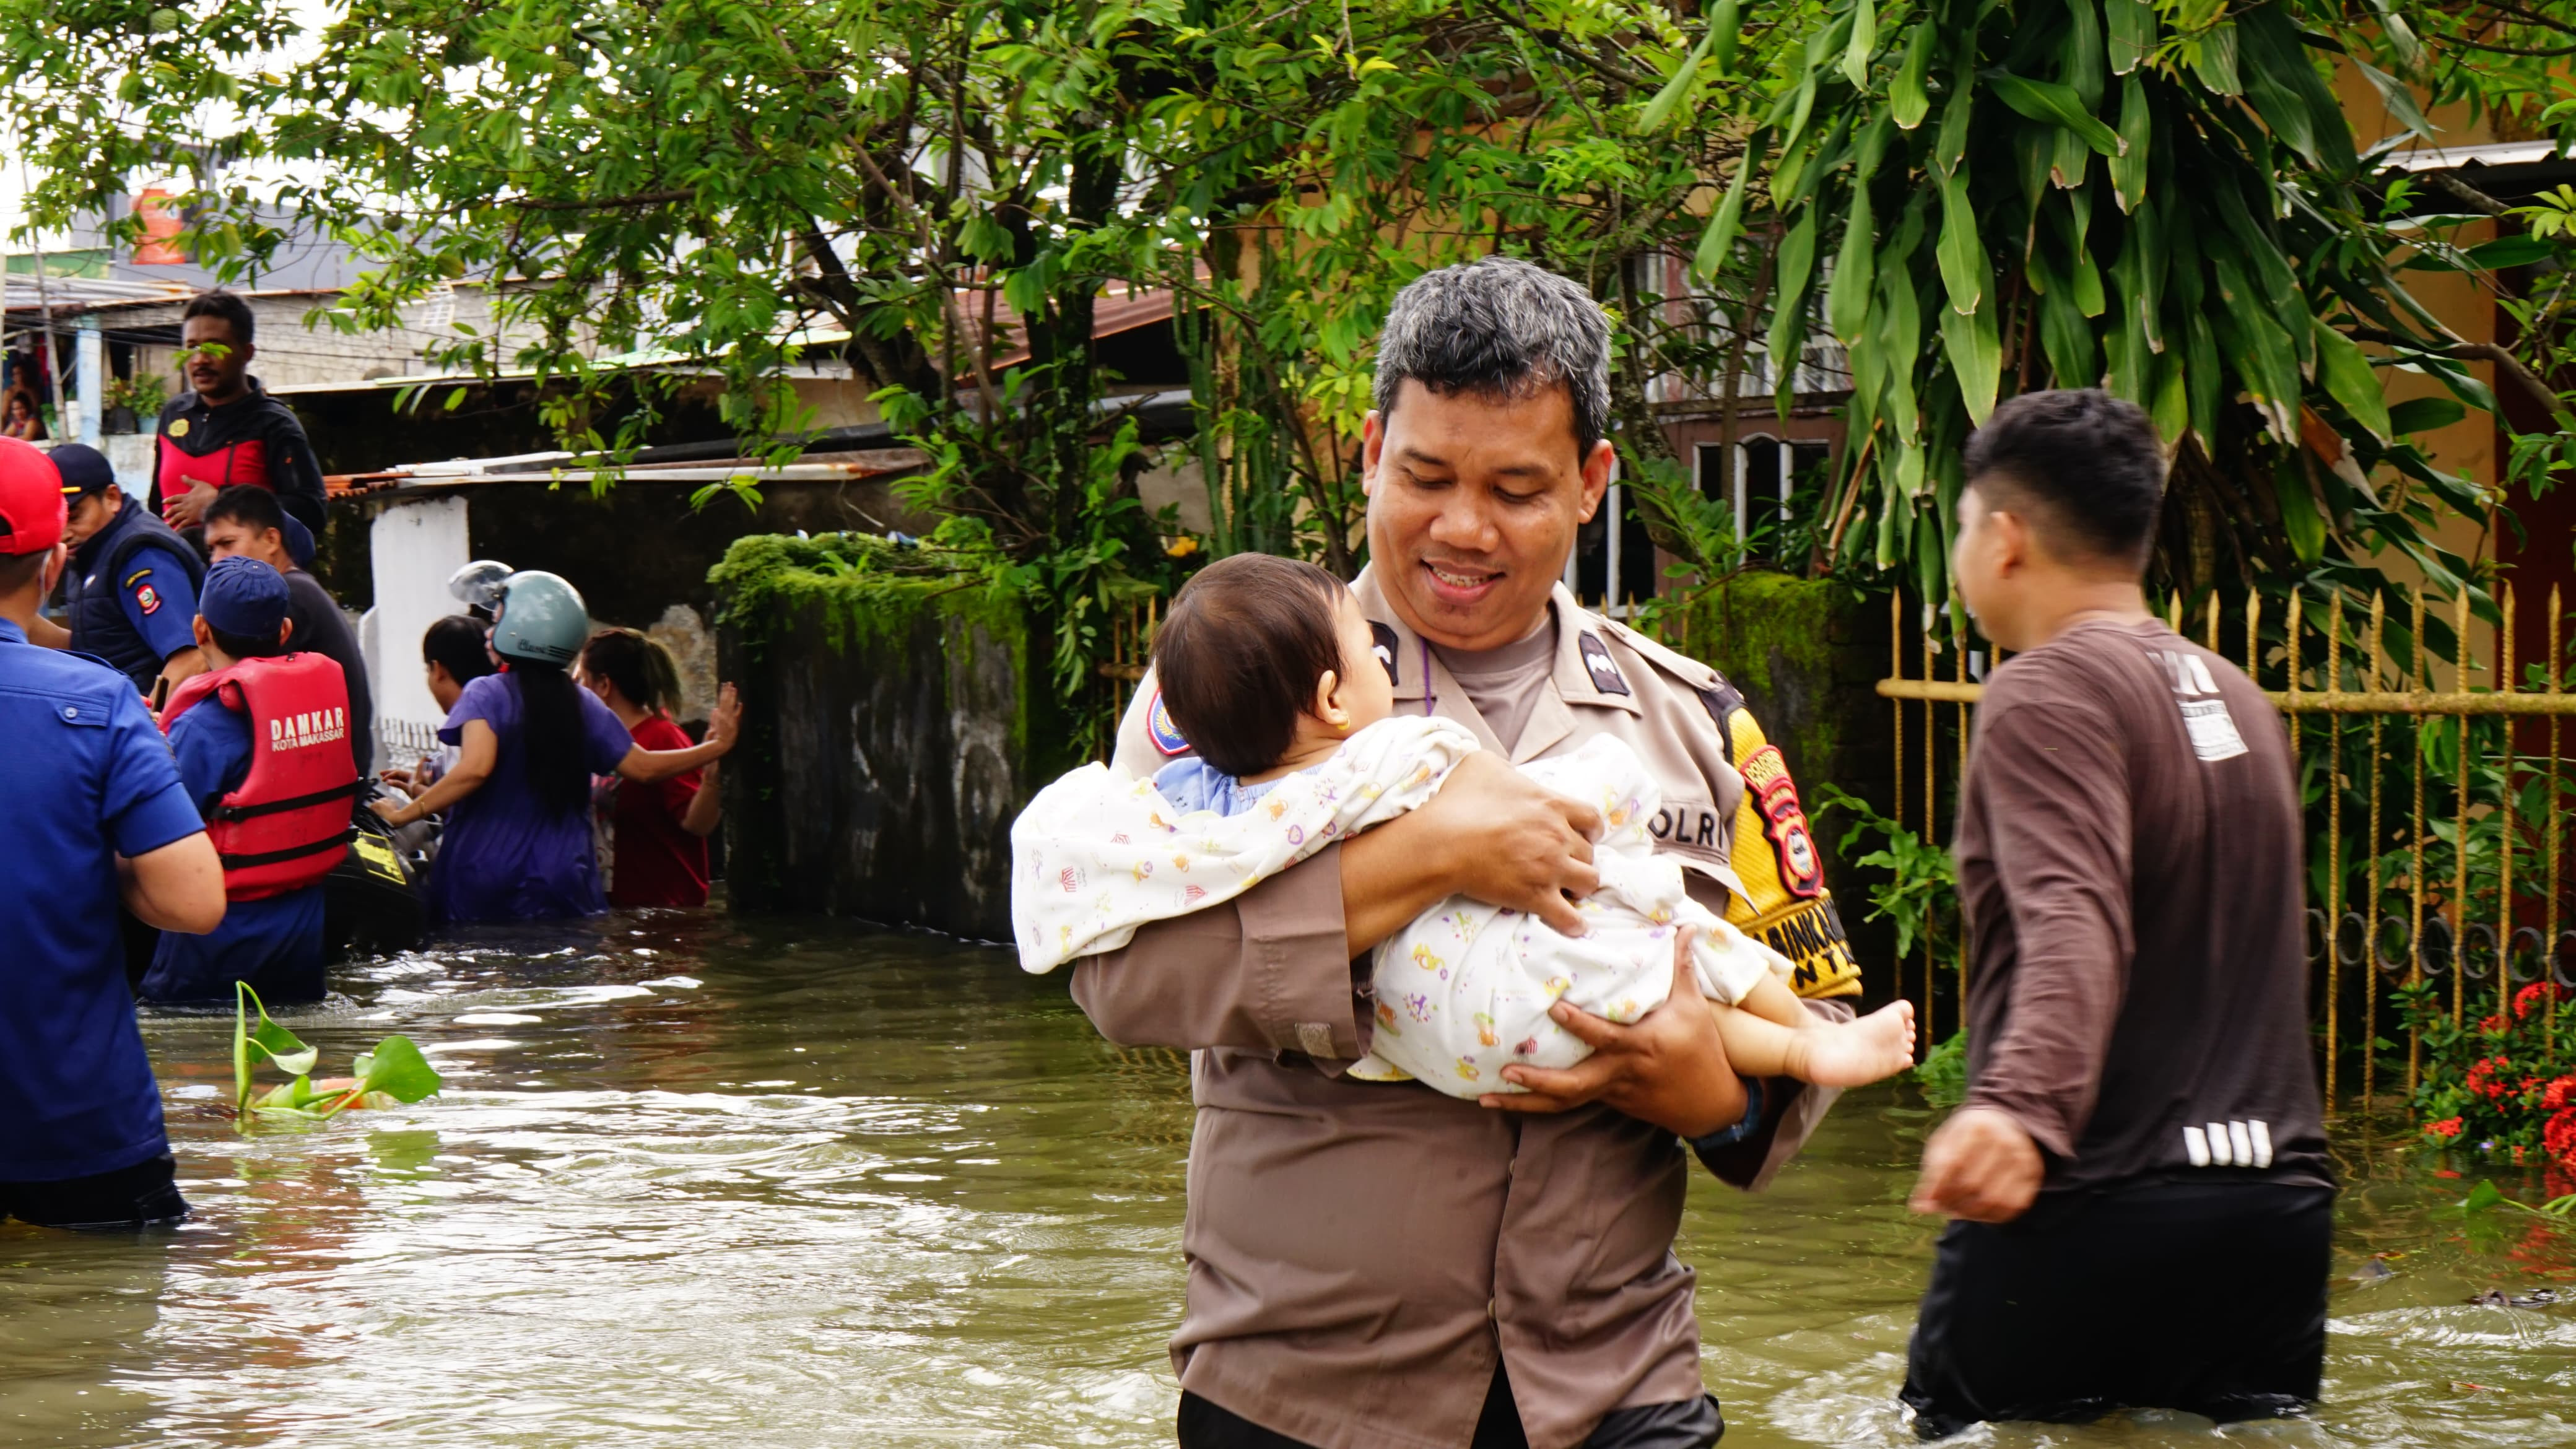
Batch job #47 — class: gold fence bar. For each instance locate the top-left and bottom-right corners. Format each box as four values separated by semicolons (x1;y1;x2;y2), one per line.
2500;584;2517;993
2455;589;2471;1028
2554;585;2564;1054
1873;680;2576;715
2411;591;2427;1093
1921;613;1935;1044
1892;593;1915;1058
2365;593;2385;1106
2326;591;2343;1103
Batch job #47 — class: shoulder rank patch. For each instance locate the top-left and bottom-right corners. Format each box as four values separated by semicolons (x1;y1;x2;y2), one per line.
1146;688;1191;757
1738;743;1823;899
134;582;161;616
1577;631;1630;696
1369;621;1400;685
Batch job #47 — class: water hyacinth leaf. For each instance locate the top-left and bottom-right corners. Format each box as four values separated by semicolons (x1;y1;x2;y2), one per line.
1937;167;1983;315
1982;69;2123;157
2388;396;2466;434
1939;285;2001;423
2190;20;2241;96
2313;321;2392;442
2110;73;2150;212
1892;21;1935;129
1842;0;1876;88
1829;184;1878;344
350;1036;443;1105
1638;27;1715;134
2104;0;2152;75
1692;139;1763;279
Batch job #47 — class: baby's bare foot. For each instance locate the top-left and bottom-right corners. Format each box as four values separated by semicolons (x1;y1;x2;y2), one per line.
1793;1000;1918;1087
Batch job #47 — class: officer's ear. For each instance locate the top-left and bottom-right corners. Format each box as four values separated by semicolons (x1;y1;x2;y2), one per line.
277;617;295;650
191;616;213;650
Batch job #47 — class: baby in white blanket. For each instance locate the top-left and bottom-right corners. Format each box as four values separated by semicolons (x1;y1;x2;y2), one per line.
1011;554;1915;1097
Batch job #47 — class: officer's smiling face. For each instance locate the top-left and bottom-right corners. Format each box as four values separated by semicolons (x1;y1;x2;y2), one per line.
1361;379;1612;652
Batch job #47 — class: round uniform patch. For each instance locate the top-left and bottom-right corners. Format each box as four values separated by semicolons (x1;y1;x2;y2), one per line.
134;583;161;615
1146;689;1191;757
167;417;189;438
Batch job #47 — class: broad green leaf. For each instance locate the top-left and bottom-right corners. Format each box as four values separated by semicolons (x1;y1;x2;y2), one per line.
1842;0;1877;88
2352;58;2434;144
2037;268;2099;386
2189;21;2241;96
1692;139;1764;279
2184;310;2224;450
2149;347;2188;443
2461;1178;2506;1213
2272;455;2326;564
1710;0;1743;73
1939;285;2001;423
2467;235;2558;269
350;1036;444;1105
2109;73;2149;212
2388;396;2466;434
1829;183;1878;344
2234;4;2356;176
1892;22;1934;129
2061;0;2105;108
1767;207;1822;381
1638;28;1715;134
2104;0;2154;76
1936;167;1985;315
2313;322;2391;442
1982;68;2123;157
2363;0;2422;69
1855;111;1897;181
1934;75;1974;176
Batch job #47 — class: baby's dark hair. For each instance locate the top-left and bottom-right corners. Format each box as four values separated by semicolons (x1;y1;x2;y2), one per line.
1152;553;1351;778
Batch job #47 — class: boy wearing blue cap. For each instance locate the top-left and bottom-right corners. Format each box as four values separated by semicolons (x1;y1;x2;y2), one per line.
144;555;363;1004
0;437;223;1229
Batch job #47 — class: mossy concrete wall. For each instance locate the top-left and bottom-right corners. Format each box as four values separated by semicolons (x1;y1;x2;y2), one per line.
1674;572;1900;988
711;535;1083;940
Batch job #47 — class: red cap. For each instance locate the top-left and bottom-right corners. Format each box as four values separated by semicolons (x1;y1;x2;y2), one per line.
0;438;68;557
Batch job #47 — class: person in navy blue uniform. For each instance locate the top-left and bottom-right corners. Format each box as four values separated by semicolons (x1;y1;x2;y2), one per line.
24;442;207;698
152;290;329;535
0;437;225;1229
142;557;353;1005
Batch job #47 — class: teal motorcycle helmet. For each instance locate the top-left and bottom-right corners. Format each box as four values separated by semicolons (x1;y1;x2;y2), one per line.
489;570;589;666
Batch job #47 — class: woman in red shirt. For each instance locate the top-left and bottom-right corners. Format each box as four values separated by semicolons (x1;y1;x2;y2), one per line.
577;628;720;907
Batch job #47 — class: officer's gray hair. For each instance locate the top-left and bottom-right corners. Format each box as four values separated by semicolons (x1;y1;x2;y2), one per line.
1373;257;1612;458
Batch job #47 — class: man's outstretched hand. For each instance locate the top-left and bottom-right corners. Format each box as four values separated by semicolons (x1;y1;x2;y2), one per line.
1476;926;1749;1138
1909;1106;2043;1222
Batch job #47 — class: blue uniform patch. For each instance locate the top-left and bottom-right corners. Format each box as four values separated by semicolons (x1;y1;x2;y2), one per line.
1147;689;1191;757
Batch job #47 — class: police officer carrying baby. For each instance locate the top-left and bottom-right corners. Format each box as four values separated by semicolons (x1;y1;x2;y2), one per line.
1072;258;1866;1449
0;437;224;1229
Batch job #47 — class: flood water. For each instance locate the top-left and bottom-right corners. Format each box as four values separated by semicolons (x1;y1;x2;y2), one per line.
4;913;2572;1448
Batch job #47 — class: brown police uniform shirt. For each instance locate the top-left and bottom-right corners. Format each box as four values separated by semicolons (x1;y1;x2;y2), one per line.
1954;619;2330;1197
1068;571;1865;1449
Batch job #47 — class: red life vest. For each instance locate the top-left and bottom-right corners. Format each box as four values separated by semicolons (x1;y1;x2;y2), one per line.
159;653;363;900
155;432;269;518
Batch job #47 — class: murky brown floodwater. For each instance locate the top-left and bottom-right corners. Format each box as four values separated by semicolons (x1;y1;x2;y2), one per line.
2;913;2569;1447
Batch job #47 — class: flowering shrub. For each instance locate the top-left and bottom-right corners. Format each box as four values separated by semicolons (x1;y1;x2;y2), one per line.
2403;980;2576;1173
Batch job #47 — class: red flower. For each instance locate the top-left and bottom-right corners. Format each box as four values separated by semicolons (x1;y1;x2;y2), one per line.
2514;981;2571;1019
2427;1116;2465;1140
2547;1107;2576;1170
2546;1075;2576;1113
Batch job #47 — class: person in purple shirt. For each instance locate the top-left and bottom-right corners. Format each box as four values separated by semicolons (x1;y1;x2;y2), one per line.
370;570;739;925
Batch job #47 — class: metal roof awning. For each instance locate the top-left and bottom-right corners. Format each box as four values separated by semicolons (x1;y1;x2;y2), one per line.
328;446;933;498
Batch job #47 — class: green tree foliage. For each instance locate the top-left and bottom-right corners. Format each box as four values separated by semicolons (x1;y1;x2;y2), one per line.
1668;0;2558;624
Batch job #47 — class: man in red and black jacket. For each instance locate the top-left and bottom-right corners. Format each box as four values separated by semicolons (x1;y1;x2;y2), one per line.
152;290;329;537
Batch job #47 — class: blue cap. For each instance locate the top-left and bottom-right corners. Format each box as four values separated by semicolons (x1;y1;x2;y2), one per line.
201;555;292;641
48;443;116;497
278;509;316;569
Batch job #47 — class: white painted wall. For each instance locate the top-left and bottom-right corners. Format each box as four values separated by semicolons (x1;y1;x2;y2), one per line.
362;495;471;773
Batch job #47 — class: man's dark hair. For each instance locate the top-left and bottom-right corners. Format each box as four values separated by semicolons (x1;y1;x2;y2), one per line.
0;543;48;594
203;483;285;536
181;288;256;344
211;621;289;660
1373;256;1611;459
422;614;495;685
1962;388;2167;567
1152;553;1351;779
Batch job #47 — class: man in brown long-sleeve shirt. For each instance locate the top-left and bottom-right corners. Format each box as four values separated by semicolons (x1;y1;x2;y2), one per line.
1901;389;2333;1438
1066;258;1866;1449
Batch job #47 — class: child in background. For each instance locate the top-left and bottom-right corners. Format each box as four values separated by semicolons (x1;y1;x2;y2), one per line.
579;627;720;907
381;614;496;798
1014;554;1915;1096
145;556;357;1004
370;572;739;925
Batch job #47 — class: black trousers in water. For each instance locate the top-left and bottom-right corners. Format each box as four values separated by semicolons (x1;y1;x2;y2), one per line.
1900;1180;2333;1440
1178;1365;1723;1448
0;1152;188;1230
